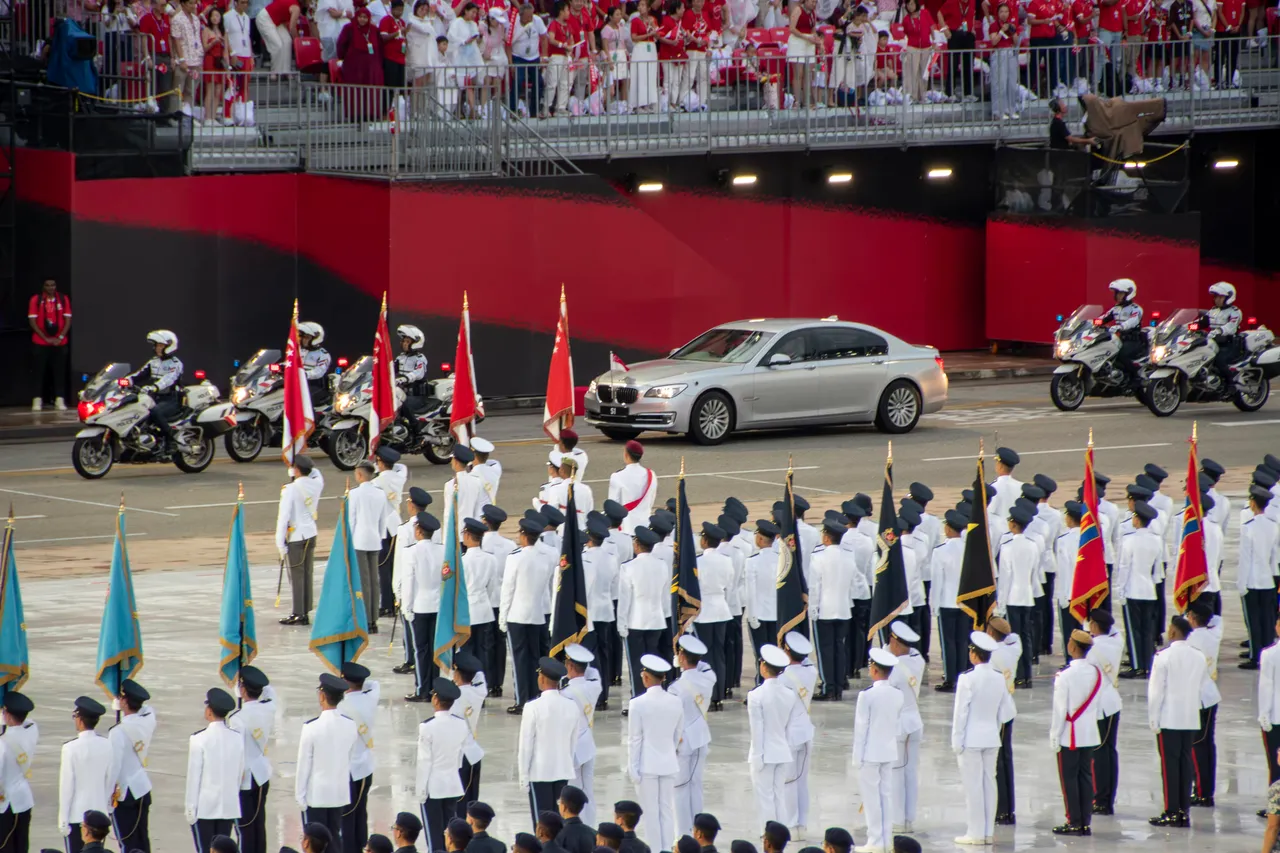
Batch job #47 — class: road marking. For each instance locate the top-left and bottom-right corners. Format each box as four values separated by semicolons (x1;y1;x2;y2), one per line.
12;515;47;520
0;465;75;475
714;474;842;494
921;442;1172;463
16;532;149;544
0;488;179;517
165;490;443;510
584;466;821;485
1210;419;1280;428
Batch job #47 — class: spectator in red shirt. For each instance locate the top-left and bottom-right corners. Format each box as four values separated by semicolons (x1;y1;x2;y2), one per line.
989;0;1019;116
936;0;975;99
1071;0;1094;89
545;0;574;114
379;0;408;85
137;0;177;111
898;0;936;102
1213;0;1243;87
1027;0;1064;95
1096;0;1123;94
787;0;823;107
682;0;713;104
874;29;899;88
1121;0;1148;90
255;0;302;71
1144;3;1169;89
28;279;72;412
658;0;689;108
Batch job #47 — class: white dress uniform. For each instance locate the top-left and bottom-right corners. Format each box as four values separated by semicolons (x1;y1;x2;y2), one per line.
1053;528;1082;644
185;720;245;827
463;547;496;627
562;446;589;482
374;461;409;538
930;537;965;682
1203;518;1223;596
227;692;275;836
585;544;620;638
1149;638;1208;817
796;520;819;580
669;661;716;837
500;546;557;706
840;527;876;599
295;709;360;813
952;653;1015;844
747;674;805;828
617;552;669;697
745;548;779;627
995;532;1041;681
1050;657;1103;827
988;474;1023;522
1115;525;1162;672
108;705;156;845
517;686;579;821
57;730;113;838
534;475;562;511
407;537;445;697
276;468;324;616
1204;486;1230;535
0;717;37;831
349;479;390;625
607;462;657;534
336;680;379;825
444;470;486;536
416;708;469;846
474;457;503;506
627;681;685;851
781;657;818;832
888;648;924;829
563;670;603;824
852;677;904;853
1240;509;1280;662
549;478;595;529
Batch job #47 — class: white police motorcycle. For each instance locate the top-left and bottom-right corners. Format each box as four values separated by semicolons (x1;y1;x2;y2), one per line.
1144;308;1280;416
1050;304;1151;411
72;363;237;479
224;348;341;463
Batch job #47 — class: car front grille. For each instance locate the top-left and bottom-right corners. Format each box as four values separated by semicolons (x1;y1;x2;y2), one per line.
597;385;638;405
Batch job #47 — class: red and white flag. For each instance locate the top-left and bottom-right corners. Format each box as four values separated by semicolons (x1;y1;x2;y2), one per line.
449;291;482;446
609;351;630;373
543;285;575;441
370;292;397;453
281;299;315;463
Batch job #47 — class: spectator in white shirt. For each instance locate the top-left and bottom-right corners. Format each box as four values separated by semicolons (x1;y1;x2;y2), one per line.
509;3;546;115
316;0;353;59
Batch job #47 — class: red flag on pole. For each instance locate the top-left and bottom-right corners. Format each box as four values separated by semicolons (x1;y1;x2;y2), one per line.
281;299;315;463
450;291;481;446
543;285;574;441
1069;429;1109;624
370;292;396;453
1173;423;1208;612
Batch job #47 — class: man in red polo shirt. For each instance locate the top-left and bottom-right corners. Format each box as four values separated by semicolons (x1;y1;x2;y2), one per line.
1096;0;1123;93
936;0;976;98
379;0;408;85
1027;0;1063;94
28;278;72;412
1214;0;1244;86
137;0;176;111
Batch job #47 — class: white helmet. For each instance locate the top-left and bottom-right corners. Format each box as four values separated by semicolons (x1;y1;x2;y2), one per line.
146;329;178;355
297;321;325;346
397;324;425;350
1108;278;1136;300
1208;281;1236;306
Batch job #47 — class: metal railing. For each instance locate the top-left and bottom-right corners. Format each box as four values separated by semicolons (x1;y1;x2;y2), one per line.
189;70;302;172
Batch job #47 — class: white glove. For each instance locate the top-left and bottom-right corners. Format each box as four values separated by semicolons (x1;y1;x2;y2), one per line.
519;779;530;793
185;807;197;824
748;616;761;630
952;745;964;756
278;545;288;560
1262;716;1273;732
618;628;629;639
1149;720;1161;734
1114;596;1127;608
499;619;509;634
58;823;69;839
1050;739;1060;753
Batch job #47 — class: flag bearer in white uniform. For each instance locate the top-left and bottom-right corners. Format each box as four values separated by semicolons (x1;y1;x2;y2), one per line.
952;632;1015;846
563;644;602;826
780;631;817;838
276;454;324;626
58;696;113;853
185;688;245;853
228;665;275;853
670;634;716;839
851;648;903;853
108;679;156;853
338;661;379;852
1148;614;1207;829
1050;630;1103;836
886;622;924;833
627;654;684;852
0;691;37;853
1184;601;1222;807
748;644;805;830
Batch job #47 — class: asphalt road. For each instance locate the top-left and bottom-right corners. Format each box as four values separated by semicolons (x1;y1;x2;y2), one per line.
2;377;1276;550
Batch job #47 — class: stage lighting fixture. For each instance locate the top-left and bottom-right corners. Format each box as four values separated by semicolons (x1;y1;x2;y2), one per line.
1213;159;1239;170
637;182;664;192
926;168;952;179
827;172;853;184
732;174;758;186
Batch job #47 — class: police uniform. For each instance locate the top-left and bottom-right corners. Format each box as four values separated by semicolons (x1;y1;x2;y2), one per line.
1148;633;1208;826
395;349;430;418
1031;477;1064;655
1259;637;1280;785
745;524;781;684
58;697;113;853
500;521;558;711
1101;300;1145;384
108;680;156;852
450;653;487;820
1050;633;1103;834
1240;489;1280;666
627;655;683;850
669;636;715;838
748;645;805;829
1207;303;1244;379
129;352;184;443
811;520;857;701
606;501;636;687
295;675;360;841
852;649;903;853
444;447;487;538
987;448;1023;521
480;505;516;695
0;692;36;853
337;663;379;852
350;475;391;629
583;532;620;707
886;623;923;832
780;633;817;835
607;445;657;534
1115;502;1161;676
393;493;430;672
953;632;1015;845
518;658;578;826
1053;512;1082;660
995;506;1042;686
418;678;469;853
185;688;245;853
562;646;603;826
840;502;875;679
301;343;332;405
227;666;274;853
908;483;941;659
717;511;749;697
276;463;324;622
618;530;669;699
460;520;499;677
987;620;1020;824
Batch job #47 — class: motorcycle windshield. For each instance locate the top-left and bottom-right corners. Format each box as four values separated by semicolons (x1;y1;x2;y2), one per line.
1154;309;1200;341
1056;305;1105;340
233;349;282;387
336;355;373;394
85;363;133;400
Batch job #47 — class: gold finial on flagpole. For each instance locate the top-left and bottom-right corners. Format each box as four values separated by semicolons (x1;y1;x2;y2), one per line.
380;291;388;312
979;437;984;458
1088;427;1094;448
679;456;686;478
560;283;566;303
887;441;893;463
788;454;793;475
6;503;13;525
238;482;245;501
1192;420;1198;443
463;290;469;311
292;297;299;319
119;492;126;513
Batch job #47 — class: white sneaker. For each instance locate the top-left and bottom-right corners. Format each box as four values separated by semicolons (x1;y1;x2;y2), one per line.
30;398;41;412
1000;112;1010;120
317;90;333;105
1010;112;1020;119
54;397;67;411
953;838;986;846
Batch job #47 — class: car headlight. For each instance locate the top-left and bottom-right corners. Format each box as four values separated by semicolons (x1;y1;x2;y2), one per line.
1055;340;1072;358
1151;344;1167;363
644;384;688;399
587;379;598;398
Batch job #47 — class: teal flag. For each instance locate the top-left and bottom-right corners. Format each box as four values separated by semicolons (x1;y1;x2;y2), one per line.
0;512;30;699
433;485;470;670
95;506;143;699
218;497;258;685
309;495;369;674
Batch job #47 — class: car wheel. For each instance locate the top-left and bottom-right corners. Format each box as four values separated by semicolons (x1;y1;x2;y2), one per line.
598;427;642;441
875;380;922;434
689;391;735;445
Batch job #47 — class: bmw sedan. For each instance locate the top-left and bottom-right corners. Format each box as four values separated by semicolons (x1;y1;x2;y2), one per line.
583;318;949;445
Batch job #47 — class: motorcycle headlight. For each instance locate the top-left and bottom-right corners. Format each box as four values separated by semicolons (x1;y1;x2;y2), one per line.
1055;340;1072;358
1151;344;1168;363
232;386;250;405
336;392;351;412
644;384;688;400
587;379;598;398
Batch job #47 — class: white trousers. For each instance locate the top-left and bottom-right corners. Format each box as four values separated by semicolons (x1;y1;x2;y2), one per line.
858;761;895;852
545;55;570;112
254;9;293;73
784;741;811;828
572;758;596;826
686;50;710;97
665;61;688;107
958;747;998;840
750;762;793;828
892;730;920;824
674;746;707;838
636;773;676;852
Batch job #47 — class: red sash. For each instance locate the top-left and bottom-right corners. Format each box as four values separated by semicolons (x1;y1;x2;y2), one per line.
1065;666;1103;748
622;468;655;512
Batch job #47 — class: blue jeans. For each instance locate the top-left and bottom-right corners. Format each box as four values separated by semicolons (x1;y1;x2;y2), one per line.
510;55;542;114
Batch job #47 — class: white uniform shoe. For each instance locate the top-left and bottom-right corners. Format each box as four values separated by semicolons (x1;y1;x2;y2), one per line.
953;837;986;846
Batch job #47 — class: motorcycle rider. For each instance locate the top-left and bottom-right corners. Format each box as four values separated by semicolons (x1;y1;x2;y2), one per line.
1100;278;1144;387
395;324;429;430
297;321;332;406
128;330;188;449
1206;281;1244;386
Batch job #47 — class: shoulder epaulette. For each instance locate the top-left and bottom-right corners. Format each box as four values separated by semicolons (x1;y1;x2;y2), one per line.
303;716;319;725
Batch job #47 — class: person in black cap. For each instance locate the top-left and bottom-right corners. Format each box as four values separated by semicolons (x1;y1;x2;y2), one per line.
931;509;969;692
602;501;634;689
821;827;850;853
761;821;789;853
277;453;324;626
108;678;155;853
1029;474;1062;657
514;833;543;853
989;447;1023;520
228;666;274;853
465;802;504;853
996;505;1040;688
1115;501;1161;678
536;811;567;853
837;501;874;684
618;526;669;701
297;674;361;842
446;444;487;538
0;690;35;853
584;515;619;710
459;517;499;684
810;517;855;702
728;841;756;853
366;833;395;853
612;802;648;853
557;785;595;853
185;687;243;853
906;483;938;658
79;810;112;852
210;834;239;853
302;821;333;853
692;814;720;853
57;696;111;853
349;459;390;631
1198;459;1228;533
1240;484;1279;668
479;504;514;697
394;487;436;676
373;445;409;618
338;662;379;852
890;837;919;853
394;811;424;852
502;517;559;714
448;818;476;851
449;651;488;821
520;658;578;826
595;820;625;852
406;511;445;701
418;679;468;852
745;521;781;687
674;836;699;853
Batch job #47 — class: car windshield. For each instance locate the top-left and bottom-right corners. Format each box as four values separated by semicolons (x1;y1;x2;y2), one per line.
337;355;373;393
670;328;773;363
233;349;282;386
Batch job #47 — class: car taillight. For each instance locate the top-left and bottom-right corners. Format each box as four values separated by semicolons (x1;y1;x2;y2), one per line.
935;355;945;373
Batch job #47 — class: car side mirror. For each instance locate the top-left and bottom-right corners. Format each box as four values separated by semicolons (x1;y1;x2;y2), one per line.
767;353;792;367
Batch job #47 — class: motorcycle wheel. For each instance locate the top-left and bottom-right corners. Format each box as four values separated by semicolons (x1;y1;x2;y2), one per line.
1233;376;1271;412
1050;372;1086;411
224;423;266;463
328;427;368;471
424;434;455;465
1144;376;1183;417
174;438;216;473
72;436;114;480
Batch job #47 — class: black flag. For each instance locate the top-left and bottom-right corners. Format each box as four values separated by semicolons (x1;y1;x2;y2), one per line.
868;447;909;641
672;464;701;650
956;452;997;629
550;482;589;658
775;466;809;644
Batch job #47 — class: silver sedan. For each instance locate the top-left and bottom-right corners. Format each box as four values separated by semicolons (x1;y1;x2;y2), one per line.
584;318;949;445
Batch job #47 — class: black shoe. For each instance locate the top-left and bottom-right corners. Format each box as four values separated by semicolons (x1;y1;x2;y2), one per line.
1078;826;1092;836
404;693;429;703
1092;804;1114;815
621;708;629;717
1259;809;1269;819
852;670;862;680
1032;656;1040;665
710;700;724;712
612;677;623;686
379;606;394;617
1241;660;1261;670
1052;825;1083;835
934;681;956;693
595;700;609;712
280;614;300;625
994;813;1015;826
392;663;414;674
1190;796;1215;807
812;692;832;702
1014;679;1032;689
296;615;309;626
1148;813;1175;827
1119;668;1144;679
368;625;379;635
487;687;503;698
506;704;524;715
1240;650;1253;660
1242;640;1252;648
